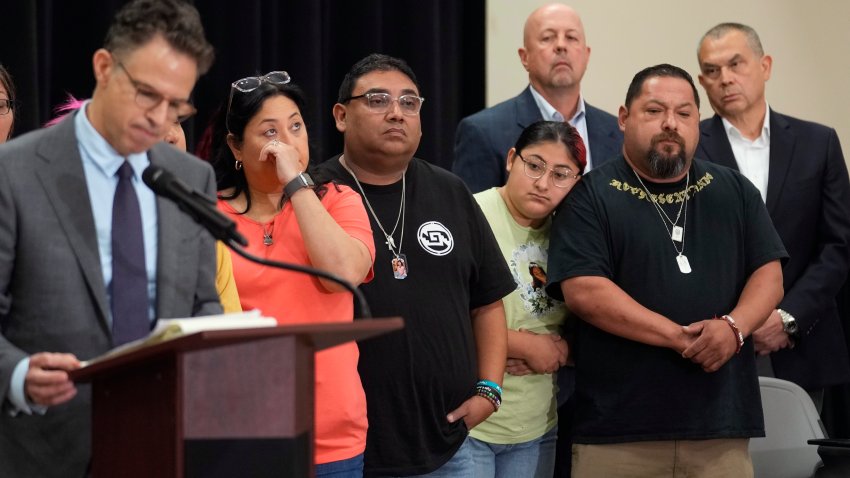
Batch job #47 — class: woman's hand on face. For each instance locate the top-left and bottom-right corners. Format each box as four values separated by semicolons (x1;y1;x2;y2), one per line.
259;139;302;184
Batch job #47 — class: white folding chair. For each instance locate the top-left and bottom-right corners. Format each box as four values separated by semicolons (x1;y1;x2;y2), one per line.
750;376;825;478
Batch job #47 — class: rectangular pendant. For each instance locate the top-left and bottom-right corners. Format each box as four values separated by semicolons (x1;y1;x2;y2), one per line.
671;226;683;242
676;254;692;274
392;254;408;280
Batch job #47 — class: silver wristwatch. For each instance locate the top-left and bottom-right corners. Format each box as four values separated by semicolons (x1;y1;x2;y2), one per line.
777;308;799;337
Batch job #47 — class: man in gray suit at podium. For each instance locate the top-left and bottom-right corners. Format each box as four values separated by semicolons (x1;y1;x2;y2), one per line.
0;1;221;476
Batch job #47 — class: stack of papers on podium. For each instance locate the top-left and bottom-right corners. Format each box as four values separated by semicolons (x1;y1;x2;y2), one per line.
83;310;277;366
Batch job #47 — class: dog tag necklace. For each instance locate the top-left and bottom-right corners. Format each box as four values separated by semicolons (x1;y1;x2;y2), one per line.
341;156;408;279
632;169;692;274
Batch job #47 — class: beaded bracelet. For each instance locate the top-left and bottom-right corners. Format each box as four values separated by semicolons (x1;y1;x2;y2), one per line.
475;387;501;412
714;314;744;354
475;380;502;412
475;385;502;402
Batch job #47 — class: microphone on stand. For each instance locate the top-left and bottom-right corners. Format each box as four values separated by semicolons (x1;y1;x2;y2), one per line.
142;165;248;247
143;165;372;318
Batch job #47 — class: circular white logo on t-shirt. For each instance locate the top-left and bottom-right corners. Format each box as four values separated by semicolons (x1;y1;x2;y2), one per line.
417;221;454;256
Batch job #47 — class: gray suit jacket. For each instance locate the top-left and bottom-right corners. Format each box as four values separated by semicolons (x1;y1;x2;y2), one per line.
0;112;222;477
452;86;623;193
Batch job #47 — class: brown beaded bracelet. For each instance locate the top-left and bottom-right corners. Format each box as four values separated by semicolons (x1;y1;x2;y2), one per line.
475;385;501;412
714;314;744;354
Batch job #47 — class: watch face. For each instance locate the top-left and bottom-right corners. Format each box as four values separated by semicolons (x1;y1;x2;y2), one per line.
780;312;798;335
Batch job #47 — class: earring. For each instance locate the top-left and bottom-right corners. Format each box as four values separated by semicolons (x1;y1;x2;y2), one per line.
234;160;243;171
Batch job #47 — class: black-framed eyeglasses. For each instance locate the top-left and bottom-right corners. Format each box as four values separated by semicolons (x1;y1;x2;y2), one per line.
226;71;291;133
0;99;15;116
115;62;196;123
343;92;425;115
517;152;580;188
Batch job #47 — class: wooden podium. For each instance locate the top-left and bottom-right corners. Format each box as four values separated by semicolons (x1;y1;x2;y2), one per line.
70;318;403;478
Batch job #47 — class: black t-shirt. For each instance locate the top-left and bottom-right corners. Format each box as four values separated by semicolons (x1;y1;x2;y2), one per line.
545;156;788;444
319;156;515;475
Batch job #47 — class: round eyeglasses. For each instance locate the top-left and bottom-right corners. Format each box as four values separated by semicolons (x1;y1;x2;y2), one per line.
517;152;580;188
0;99;14;116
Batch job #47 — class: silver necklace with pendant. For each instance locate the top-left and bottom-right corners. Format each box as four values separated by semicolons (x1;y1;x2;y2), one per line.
262;219;274;246
341;156;408;279
632;169;692;274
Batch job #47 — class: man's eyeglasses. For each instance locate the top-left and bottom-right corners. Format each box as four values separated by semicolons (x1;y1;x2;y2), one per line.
0;99;15;116
343;92;425;116
226;71;291;133
517;152;580;188
116;62;196;123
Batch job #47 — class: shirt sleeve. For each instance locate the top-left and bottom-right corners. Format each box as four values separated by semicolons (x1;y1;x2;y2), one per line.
545;180;612;301
215;241;242;314
6;358;47;416
467;191;516;310
324;185;377;284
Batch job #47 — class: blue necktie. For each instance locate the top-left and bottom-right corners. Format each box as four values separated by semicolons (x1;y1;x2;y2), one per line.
111;161;150;345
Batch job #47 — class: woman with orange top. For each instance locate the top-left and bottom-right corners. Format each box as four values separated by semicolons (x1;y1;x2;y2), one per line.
201;71;375;477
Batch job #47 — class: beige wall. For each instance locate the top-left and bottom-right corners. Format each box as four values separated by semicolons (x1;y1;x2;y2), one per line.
486;0;850;166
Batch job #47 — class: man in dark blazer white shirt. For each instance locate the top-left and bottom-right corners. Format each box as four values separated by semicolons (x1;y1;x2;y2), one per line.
453;3;622;193
696;22;850;403
0;1;221;476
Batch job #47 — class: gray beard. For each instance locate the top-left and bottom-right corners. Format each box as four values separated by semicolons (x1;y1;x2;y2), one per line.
647;149;687;179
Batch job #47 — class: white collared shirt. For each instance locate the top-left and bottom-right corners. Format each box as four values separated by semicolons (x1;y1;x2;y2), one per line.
722;105;771;203
528;85;593;171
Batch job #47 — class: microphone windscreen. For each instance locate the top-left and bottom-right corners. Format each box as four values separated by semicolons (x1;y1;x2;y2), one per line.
142;165;168;192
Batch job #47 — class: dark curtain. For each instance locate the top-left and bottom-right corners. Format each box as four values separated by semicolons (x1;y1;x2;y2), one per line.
0;0;486;170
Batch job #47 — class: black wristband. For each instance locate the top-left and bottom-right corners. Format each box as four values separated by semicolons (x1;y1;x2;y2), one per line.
284;172;315;198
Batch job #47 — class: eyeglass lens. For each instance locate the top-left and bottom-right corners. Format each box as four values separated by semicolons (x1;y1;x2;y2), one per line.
522;154;576;187
364;93;423;114
232;71;291;92
119;62;195;122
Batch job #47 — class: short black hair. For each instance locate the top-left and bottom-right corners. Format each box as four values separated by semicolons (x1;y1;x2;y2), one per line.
104;0;215;74
337;53;419;103
624;63;700;109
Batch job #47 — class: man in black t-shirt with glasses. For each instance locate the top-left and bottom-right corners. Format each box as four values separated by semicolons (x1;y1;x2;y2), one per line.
319;53;516;478
546;64;787;478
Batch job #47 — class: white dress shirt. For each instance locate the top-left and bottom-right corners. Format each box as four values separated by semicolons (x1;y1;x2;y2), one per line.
722;106;771;203
529;85;593;171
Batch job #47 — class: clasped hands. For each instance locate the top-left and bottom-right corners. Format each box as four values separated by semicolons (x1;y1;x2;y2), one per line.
678;319;739;373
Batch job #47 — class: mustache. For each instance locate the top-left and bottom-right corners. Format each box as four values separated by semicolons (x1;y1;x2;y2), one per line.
650;131;685;149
